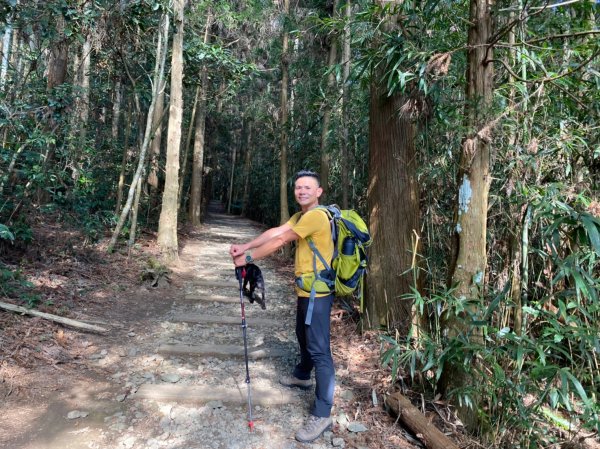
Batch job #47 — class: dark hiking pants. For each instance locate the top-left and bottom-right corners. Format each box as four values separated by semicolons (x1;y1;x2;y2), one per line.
293;294;335;418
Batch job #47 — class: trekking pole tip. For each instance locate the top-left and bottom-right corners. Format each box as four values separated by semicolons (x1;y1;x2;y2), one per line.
248;421;255;432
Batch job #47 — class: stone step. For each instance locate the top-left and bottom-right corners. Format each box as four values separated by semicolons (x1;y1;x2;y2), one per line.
182;294;239;304
202;232;256;240
191;269;233;277
193;261;236;269
172;314;280;327
190;280;237;288
134;384;300;406
157;343;288;359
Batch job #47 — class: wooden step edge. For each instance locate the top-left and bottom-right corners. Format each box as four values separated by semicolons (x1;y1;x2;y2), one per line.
134;384;300;406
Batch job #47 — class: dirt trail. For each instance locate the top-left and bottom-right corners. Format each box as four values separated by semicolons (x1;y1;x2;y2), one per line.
0;203;386;449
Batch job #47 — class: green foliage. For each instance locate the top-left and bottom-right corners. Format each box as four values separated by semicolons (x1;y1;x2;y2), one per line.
0;223;14;242
0;264;36;306
9;219;33;244
371;0;600;441
382;283;600;447
0;0;597;445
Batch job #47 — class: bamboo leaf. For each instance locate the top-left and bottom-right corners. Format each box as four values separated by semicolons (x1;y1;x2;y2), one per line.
565;370;593;407
580;213;600;256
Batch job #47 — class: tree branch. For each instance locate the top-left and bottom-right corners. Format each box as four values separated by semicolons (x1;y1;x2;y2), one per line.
490;48;600;84
525;30;600;45
486;0;551;50
549;80;588;110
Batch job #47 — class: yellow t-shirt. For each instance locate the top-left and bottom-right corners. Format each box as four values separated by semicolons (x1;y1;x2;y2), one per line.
287;208;334;298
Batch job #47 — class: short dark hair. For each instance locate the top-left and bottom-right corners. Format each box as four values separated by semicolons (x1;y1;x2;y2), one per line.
294;170;320;186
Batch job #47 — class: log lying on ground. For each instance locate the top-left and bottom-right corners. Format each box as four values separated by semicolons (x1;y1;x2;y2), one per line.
385;391;460;449
0;301;108;333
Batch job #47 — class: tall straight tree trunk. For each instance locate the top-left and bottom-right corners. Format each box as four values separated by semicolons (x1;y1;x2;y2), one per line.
158;0;184;262
178;84;201;212
365;1;420;332
439;0;494;431
188;75;208;225
0;12;13;91
77;34;92;148
226;129;239;214
38;13;69;203
46;15;69;96
279;0;291;227
188;73;208;226
10;22;24;95
69;28;93;182
188;11;212;226
108;13;169;252
366;89;420;331
112;78;123;148
241;121;252;216
319;0;339;197
505;8;526;336
147;77;166;191
129;170;144;248
115;92;130;216
340;0;352;209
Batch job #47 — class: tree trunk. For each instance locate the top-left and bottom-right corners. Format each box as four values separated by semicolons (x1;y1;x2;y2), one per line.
438;0;494;431
189;71;208;226
0;13;13;90
69;29;93;182
147;77;166;191
108;13;170;252
506;10;525;336
0;301;107;334
241;121;252;216
112;78;123;147
385;392;461;449
178;84;201;212
115;92;130;216
77;34;92;148
38;13;69;204
366;87;420;331
319;0;339;198
188;11;212;225
365;1;420;333
0;143;26;196
227;132;238;214
279;0;291;227
10;16;25;95
340;0;352;209
128;170;144;248
157;0;185;262
46;16;69;93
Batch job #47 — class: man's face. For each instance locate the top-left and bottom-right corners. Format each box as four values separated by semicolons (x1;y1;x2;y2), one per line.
294;176;322;209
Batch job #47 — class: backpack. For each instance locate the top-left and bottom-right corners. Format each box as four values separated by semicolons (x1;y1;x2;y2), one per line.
296;205;372;325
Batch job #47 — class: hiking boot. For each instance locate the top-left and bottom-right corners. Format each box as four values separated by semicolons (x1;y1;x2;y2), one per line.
278;374;312;389
295;415;333;443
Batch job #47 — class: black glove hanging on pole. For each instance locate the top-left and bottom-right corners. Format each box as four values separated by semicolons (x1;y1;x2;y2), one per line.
239;263;266;310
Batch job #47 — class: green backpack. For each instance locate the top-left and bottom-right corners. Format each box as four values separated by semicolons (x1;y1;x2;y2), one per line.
296;205;372;325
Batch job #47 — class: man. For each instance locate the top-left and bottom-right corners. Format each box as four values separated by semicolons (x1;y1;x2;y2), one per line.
230;170;335;443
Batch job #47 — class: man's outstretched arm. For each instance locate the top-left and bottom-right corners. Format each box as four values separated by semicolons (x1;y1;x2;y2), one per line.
230;223;294;257
232;226;299;266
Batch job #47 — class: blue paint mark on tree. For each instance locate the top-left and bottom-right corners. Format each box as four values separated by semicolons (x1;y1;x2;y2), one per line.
458;175;472;216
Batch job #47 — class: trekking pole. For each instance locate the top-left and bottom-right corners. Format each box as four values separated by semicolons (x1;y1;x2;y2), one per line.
235;266;255;432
